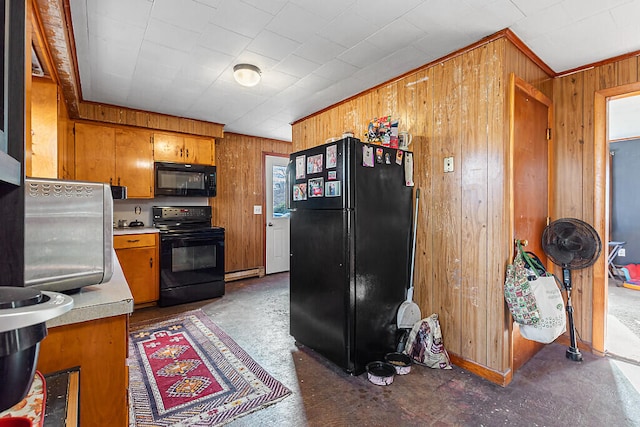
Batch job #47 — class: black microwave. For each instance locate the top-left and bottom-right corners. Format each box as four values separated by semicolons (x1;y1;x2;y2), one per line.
154;162;217;197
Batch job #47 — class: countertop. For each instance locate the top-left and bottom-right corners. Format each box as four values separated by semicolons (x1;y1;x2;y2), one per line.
113;226;159;235
46;251;134;329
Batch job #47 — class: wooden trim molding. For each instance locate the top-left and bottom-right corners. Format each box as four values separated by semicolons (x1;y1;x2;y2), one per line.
593;81;640;355
225;268;265;282
503;30;556;77
557;50;640;78
449;352;513;387
30;0;55;81
33;0;80;116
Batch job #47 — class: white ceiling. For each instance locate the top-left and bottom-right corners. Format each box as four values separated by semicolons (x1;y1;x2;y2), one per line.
68;0;640;142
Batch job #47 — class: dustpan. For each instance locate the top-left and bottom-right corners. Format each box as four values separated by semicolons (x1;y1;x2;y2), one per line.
397;188;421;329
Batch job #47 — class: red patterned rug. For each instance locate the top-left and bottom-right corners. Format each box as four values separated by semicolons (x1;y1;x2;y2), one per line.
128;309;291;426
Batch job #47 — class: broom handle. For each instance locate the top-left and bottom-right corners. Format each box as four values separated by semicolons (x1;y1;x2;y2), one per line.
408;188;420;301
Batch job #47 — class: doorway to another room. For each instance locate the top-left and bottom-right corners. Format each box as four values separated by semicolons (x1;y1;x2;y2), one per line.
264;154;290;275
605;93;640;364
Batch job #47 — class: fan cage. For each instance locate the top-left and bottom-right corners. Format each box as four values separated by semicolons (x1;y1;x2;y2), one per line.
541;218;602;269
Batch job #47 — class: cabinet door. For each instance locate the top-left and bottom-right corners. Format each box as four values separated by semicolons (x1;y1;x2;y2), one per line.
116;246;158;304
153;133;184;162
184;136;213;165
115;128;154;198
75;123;115;184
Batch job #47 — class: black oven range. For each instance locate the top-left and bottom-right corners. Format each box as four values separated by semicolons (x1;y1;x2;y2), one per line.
152;206;225;307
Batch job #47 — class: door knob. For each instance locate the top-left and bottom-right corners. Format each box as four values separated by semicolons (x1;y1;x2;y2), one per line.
268;222;273;226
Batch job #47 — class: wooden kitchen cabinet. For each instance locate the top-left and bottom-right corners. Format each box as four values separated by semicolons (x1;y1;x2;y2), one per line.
37;314;129;427
154;132;214;164
115;127;154;197
114;233;159;305
75;122;154;198
74;122;115;184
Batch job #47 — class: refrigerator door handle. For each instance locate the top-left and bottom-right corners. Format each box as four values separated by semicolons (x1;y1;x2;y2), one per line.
286;159;293;210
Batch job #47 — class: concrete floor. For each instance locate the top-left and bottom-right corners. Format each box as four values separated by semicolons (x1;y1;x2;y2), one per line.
608;279;640;363
131;273;640;426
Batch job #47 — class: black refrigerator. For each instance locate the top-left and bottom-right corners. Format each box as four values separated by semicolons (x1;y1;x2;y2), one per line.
288;137;414;375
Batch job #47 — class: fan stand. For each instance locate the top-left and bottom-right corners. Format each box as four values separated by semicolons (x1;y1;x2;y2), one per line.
561;266;583;362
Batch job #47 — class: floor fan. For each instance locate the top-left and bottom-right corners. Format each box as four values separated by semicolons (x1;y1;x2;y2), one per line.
541;218;602;361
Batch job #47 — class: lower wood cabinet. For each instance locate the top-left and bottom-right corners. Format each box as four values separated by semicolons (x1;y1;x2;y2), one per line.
37;315;129;427
114;233;159;305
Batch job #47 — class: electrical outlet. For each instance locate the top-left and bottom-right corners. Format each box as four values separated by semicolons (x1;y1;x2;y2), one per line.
444;156;454;173
618;248;626;257
253;205;262;215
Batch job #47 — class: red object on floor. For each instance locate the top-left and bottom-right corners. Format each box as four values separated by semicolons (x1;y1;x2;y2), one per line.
0;417;32;427
625;263;640;280
0;371;45;427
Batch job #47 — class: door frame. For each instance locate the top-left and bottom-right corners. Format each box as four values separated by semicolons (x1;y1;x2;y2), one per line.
262;152;290;274
593;82;640;355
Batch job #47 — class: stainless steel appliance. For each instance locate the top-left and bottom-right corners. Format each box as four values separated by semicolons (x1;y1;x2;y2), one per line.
153;206;225;306
0;287;73;411
154;162;217;197
288;137;413;375
24;178;114;293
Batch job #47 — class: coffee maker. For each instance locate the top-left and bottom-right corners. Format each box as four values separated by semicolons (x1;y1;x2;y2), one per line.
0;287;73;411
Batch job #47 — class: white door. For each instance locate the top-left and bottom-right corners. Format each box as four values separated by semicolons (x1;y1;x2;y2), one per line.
265;155;290;274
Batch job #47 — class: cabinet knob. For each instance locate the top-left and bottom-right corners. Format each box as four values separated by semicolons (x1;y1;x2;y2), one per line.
186;149;190;158
117;177;121;185
127;239;140;243
180;148;183;157
150;257;153;268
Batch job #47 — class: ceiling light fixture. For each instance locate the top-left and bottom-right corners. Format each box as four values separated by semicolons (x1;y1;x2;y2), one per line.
233;64;261;87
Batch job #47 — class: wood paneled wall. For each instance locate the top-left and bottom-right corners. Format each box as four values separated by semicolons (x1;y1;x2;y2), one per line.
78;103;224;139
210;133;291;273
292;36;552;381
553;56;640;351
30;77;58;178
28;76;74;180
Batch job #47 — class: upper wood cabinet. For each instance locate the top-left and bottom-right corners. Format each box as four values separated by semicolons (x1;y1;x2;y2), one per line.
75;123;116;184
154;133;215;165
75;122;154;198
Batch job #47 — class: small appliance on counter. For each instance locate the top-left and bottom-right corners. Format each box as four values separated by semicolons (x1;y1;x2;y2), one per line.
24;178;114;293
114;219;145;229
0;287;74;412
110;185;127;200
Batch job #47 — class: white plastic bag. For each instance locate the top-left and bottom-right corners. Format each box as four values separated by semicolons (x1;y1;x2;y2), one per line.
519;276;566;344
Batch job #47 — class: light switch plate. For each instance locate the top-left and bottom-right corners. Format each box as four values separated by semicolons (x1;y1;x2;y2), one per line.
444;156;454;173
253;205;262;215
619;248;626;257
